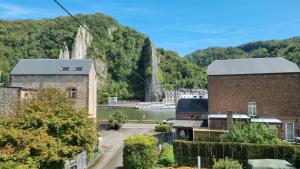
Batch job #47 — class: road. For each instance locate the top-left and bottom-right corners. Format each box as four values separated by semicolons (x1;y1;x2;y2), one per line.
88;123;156;169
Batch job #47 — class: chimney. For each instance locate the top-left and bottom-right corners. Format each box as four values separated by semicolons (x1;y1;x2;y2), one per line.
227;110;233;131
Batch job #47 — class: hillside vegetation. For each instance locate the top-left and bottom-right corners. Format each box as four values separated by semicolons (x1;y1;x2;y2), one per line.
0;13;205;102
186;37;300;68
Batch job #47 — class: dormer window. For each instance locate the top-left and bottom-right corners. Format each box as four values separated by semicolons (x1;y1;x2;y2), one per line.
74;67;83;71
61;67;70;71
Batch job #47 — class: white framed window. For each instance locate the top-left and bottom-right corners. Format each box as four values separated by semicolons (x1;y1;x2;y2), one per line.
248;102;257;117
285;122;294;141
67;88;77;100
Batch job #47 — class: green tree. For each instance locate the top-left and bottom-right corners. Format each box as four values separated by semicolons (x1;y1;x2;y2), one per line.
220;123;282;144
0;88;98;168
107;111;128;129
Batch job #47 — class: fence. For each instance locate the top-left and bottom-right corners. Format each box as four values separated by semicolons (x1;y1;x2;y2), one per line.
173;140;299;168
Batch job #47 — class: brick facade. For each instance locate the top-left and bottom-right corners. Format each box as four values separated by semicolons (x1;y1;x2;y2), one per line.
208;73;300;138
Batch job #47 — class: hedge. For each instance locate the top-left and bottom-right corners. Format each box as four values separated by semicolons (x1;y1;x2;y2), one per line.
155;124;171;133
173;141;300;168
123;135;158;169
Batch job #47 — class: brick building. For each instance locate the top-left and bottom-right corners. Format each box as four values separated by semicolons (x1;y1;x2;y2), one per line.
8;59;97;118
207;57;300;140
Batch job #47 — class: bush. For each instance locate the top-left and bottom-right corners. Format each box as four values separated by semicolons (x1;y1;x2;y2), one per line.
155;124;171;133
220;123;282;144
157;144;176;167
107;111;128;129
213;158;242;169
173;141;298;168
123;135;158;169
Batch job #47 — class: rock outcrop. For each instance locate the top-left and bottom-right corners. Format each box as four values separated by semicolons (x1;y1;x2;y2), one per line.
142;38;162;102
58;42;70;59
71;24;92;59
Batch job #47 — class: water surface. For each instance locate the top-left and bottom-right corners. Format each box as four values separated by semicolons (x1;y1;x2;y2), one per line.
97;107;175;121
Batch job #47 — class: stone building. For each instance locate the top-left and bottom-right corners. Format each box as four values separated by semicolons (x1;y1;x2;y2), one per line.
207;57;300;140
9;59;97;118
0;87;36;116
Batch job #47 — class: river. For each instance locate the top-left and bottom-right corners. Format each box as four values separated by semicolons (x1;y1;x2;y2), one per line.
97;106;175;121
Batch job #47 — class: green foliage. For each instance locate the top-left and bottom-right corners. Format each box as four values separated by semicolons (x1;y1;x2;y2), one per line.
220;123;282;144
154;124;171;133
158;48;207;90
0;88;97;169
0;14;206;102
107;111;128;129
157;144;176;167
173;141;297;168
123;135;158;169
186;37;300;67
213;158;242;169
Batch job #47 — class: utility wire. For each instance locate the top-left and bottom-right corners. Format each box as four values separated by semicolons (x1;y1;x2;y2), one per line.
53;0;149;83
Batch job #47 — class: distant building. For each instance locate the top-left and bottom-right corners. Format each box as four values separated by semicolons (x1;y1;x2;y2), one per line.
163;89;207;103
8;59;97;118
108;96;118;103
207;57;300;140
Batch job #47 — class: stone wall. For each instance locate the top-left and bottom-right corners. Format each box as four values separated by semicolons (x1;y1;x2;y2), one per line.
208;73;300;138
0;87;20;116
10;75;91;115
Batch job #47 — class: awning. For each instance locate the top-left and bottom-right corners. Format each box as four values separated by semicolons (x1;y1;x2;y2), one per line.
208;113;250;119
251;118;282;123
248;159;296;169
172;120;203;128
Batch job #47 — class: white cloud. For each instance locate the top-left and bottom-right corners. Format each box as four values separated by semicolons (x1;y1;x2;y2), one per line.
0;3;29;16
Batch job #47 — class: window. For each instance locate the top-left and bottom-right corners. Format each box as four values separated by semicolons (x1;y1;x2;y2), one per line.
61;67;70;71
285;122;294;141
74;67;83;71
248;102;257;117
67;88;77;100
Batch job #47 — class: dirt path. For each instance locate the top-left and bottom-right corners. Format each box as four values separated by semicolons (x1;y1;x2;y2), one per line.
88;124;156;169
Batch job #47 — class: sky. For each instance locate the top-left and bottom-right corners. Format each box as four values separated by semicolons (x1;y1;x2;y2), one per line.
1;0;300;56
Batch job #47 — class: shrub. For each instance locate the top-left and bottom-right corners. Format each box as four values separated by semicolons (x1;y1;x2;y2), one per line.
107;111;128;129
220;123;282;144
157;144;176;167
213;158;242;169
155;124;171;133
123;135;158;169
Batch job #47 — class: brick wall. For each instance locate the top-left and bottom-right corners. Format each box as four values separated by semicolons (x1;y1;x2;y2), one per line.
208;73;300;138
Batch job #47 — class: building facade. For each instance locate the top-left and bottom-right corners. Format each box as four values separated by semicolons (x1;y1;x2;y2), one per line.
207;57;300;140
163;89;208;103
0;87;36;116
10;59;97;118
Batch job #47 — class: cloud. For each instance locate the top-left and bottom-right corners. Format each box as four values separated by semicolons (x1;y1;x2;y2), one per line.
0;3;29;16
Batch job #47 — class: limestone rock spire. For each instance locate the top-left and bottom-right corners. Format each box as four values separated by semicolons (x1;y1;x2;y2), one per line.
71;24;92;59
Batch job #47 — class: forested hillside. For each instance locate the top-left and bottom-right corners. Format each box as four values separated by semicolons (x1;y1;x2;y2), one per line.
186;37;300;68
0;13;205;102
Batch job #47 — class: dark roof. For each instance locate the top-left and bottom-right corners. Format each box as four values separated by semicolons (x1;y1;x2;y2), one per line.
207;57;300;75
11;59;93;75
176;99;208;113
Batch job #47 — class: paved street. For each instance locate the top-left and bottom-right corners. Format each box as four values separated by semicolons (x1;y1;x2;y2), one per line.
88;124;156;169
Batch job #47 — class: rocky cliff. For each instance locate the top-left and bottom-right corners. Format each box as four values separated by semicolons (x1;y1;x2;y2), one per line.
142;38;163;102
58;42;70;59
71;25;93;59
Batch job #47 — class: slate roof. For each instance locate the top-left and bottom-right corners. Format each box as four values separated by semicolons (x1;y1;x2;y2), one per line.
176;98;208;113
11;59;93;75
207;57;300;75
